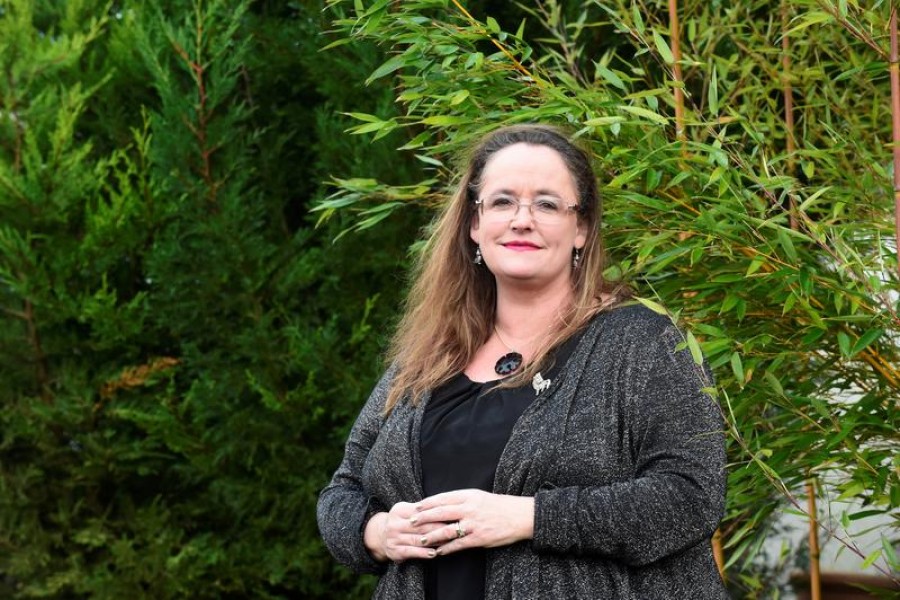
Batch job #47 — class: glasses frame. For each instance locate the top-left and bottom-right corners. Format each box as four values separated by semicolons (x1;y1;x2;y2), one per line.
474;195;581;224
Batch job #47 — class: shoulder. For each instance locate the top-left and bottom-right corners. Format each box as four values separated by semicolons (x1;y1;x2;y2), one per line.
593;302;676;343
582;302;696;378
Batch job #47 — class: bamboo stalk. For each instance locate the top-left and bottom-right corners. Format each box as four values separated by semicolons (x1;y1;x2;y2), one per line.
712;528;725;581
782;2;798;231
668;0;686;145
890;8;900;280
807;480;821;600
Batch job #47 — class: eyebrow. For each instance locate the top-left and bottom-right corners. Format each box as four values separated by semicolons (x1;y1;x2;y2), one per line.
486;188;564;197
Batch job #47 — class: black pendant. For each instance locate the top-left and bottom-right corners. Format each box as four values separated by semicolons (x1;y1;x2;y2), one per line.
494;352;523;376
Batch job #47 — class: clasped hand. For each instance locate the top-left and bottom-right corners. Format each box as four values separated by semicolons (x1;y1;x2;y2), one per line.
364;489;535;563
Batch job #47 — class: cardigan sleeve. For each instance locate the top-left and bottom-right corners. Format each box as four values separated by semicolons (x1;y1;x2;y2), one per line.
532;314;726;566
316;366;395;575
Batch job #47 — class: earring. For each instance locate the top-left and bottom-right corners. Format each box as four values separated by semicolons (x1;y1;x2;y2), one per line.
474;246;483;265
572;248;581;269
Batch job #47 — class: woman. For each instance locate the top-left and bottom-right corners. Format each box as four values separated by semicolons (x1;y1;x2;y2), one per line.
317;124;728;599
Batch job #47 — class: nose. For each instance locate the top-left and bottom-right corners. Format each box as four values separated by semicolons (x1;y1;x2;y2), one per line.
509;202;535;228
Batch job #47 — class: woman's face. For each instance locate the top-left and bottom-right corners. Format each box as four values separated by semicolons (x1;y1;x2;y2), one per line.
470;143;587;291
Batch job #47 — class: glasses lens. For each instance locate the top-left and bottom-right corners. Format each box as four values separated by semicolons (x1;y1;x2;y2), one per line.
532;197;562;218
485;195;517;213
481;195;569;224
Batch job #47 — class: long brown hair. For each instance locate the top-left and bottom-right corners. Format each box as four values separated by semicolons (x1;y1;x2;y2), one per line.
383;124;631;413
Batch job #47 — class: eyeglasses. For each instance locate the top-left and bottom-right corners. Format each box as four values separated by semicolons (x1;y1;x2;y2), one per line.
475;194;580;225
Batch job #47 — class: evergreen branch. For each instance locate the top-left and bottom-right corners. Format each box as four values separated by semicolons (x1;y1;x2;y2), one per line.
23;299;50;403
169;35;216;205
0;305;26;319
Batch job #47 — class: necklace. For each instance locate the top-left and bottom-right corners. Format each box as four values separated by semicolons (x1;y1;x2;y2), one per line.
493;326;524;376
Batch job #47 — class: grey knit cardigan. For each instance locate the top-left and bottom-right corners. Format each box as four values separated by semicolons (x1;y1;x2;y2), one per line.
317;304;729;599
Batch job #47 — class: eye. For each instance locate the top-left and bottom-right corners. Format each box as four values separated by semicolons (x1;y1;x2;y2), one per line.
533;197;562;213
488;195;516;210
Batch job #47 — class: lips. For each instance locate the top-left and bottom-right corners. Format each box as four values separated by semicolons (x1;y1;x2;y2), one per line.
502;241;541;250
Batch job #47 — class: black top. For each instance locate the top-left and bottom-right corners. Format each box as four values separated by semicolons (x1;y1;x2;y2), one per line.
420;332;583;600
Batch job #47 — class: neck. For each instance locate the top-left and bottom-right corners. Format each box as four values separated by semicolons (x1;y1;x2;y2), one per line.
494;281;573;344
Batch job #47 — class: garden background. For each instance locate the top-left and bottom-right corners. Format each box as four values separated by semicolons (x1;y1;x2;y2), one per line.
1;0;897;598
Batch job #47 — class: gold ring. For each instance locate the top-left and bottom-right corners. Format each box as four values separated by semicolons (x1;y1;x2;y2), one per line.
455;521;466;539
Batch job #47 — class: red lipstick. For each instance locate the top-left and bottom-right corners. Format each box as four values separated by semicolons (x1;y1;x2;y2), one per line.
503;241;540;250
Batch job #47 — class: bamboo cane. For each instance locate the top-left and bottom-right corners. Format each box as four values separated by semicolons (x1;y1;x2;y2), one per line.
667;0;685;146
668;0;722;573
782;2;798;231
890;9;900;280
807;480;821;600
712;528;725;581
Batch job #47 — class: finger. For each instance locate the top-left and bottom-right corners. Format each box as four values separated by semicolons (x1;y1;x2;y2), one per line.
389;501;418;519
435;537;466;557
420;520;469;547
412;505;464;526
416;490;469;511
411;521;446;535
389;545;438;562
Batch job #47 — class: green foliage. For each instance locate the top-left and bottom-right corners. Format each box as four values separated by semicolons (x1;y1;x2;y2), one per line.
320;0;900;596
2;0;897;597
0;0;422;598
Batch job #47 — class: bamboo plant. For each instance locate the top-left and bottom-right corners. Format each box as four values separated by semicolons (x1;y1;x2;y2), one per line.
319;0;900;596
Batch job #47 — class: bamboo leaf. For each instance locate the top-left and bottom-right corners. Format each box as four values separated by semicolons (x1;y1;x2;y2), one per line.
860;548;881;570
619;105;668;125
634;296;668;315
798;186;831;211
882;534;899;568
764;371;784;396
449;89;470;106
595;64;627;90
632;4;645;35
708;65;719;116
347;120;393;135
777;228;798;263
837;331;851;358
515;18;526;39
343;112;383;123
785;11;834;36
366;54;406;84
686;331;703;365
745;256;765;276
850;328;883;357
806;397;828;421
653;30;674;64
420;115;469;126
584;115;626;127
730;352;744;383
414;154;443;167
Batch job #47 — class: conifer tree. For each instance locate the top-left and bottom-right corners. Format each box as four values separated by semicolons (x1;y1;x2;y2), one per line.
1;1;421;597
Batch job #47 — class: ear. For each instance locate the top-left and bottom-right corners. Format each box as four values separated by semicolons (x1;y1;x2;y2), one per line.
574;217;587;250
470;213;480;243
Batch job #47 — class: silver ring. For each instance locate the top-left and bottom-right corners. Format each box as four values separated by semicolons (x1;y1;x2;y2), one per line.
455;521;466;539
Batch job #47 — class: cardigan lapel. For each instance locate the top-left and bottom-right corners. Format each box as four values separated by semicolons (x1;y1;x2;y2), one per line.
492;314;607;495
408;390;432;502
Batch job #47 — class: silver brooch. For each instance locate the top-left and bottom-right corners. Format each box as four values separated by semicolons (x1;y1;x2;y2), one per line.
532;372;551;394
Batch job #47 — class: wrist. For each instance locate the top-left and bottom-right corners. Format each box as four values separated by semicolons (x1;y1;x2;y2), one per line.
510;495;535;541
363;511;389;562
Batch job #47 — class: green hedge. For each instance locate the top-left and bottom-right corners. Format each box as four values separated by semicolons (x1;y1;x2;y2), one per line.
0;1;423;597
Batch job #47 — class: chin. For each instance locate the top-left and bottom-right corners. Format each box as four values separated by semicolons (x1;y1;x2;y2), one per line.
490;266;539;280
494;270;558;288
